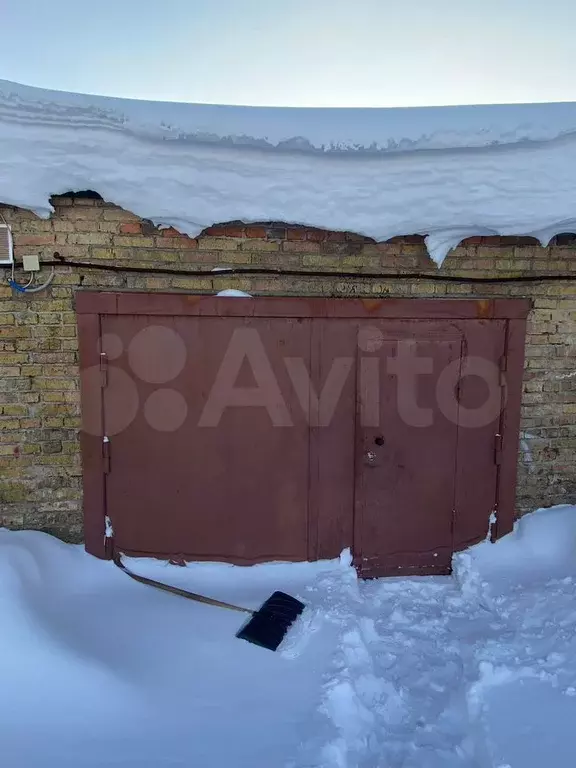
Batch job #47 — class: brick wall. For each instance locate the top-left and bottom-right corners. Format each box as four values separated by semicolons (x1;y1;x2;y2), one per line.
1;195;576;541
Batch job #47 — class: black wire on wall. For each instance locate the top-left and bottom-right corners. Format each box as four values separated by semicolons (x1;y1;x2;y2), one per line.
49;253;576;284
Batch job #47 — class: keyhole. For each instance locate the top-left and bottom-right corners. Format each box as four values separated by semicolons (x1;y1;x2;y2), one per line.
374;436;385;447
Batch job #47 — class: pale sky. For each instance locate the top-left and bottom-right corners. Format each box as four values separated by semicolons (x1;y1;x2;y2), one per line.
2;0;575;108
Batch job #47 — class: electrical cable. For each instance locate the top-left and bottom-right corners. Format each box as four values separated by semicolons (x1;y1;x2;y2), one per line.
0;213;56;294
11;267;55;293
7;258;55;294
10;265;34;291
49;253;576;284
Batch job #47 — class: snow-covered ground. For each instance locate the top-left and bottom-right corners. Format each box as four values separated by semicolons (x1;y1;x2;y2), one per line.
3;79;576;263
2;506;576;768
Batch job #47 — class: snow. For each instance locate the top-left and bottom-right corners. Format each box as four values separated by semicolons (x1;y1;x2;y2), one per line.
2;505;576;766
3;80;576;264
216;288;253;297
104;514;114;539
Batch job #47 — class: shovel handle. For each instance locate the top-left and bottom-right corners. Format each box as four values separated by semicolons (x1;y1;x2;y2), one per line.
114;554;253;614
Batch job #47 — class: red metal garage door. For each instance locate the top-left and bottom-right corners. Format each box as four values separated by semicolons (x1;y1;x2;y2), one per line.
77;294;529;577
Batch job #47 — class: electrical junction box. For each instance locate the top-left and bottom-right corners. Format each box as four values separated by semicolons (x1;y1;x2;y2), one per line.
22;254;40;272
0;223;13;265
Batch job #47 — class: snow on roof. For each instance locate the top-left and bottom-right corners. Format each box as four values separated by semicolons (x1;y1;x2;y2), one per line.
2;79;576;264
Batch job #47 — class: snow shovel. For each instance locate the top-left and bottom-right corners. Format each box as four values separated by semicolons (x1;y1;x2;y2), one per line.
114;554;305;652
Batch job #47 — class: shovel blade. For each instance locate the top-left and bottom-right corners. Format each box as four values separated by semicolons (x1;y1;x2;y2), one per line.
236;590;305;651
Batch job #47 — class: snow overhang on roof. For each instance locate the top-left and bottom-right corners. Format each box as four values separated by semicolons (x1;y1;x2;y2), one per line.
2;79;576;265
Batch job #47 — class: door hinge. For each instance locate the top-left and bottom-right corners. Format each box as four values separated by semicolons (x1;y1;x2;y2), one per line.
455;376;463;403
494;433;503;465
498;354;507;387
102;436;111;474
100;352;108;388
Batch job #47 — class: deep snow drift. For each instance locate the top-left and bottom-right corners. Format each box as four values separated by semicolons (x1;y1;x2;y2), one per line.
2;505;576;767
3;80;576;263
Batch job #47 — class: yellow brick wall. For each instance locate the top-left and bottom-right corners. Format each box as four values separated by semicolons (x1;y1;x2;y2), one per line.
1;195;575;541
